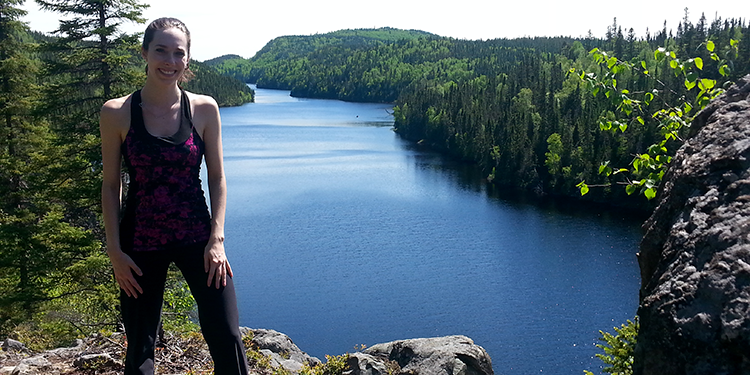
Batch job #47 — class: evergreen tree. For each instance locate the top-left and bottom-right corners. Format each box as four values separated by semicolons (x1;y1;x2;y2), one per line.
0;0;101;337
35;0;147;222
0;0;147;342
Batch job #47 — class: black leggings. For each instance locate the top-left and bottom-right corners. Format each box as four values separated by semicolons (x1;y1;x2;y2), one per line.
120;242;249;375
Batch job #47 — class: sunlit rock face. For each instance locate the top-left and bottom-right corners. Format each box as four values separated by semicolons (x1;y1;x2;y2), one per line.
358;335;494;375
636;75;750;375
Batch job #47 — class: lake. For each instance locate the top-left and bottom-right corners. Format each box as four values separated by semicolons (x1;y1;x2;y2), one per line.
218;87;643;375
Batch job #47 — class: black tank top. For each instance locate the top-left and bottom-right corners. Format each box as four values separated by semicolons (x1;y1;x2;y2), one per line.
119;89;211;252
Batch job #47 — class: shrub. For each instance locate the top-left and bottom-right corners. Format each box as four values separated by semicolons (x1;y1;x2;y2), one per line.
585;317;639;375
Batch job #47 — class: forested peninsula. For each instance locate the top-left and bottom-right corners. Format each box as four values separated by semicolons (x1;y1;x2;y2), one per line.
208;19;750;211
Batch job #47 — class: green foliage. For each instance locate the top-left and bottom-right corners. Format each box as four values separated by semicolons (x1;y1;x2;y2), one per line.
3;253;117;351
0;0;148;342
161;265;199;333
574;26;742;199
544;133;564;177
299;354;350;375
0;0;106;335
33;0;148;235
584;318;639;375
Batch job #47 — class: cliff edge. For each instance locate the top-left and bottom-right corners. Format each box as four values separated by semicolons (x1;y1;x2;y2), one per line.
636;74;750;374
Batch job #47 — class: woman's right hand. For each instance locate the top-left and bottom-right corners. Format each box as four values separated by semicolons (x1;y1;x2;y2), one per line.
108;249;144;298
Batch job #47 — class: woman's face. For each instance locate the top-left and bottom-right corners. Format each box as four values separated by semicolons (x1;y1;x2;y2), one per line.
142;27;189;83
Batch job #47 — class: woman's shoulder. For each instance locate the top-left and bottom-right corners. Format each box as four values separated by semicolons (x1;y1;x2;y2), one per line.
100;93;133;132
183;91;221;139
184;91;220;130
101;93;133;113
184;90;219;112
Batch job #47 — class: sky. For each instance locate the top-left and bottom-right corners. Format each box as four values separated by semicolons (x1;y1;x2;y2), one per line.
20;0;750;61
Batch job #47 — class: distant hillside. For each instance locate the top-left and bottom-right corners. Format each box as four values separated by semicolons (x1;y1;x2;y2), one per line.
206;27;580;103
205;27;437;84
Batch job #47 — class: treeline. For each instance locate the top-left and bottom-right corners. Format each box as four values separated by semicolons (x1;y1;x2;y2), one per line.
212;16;749;210
394;16;748;207
0;0;250;349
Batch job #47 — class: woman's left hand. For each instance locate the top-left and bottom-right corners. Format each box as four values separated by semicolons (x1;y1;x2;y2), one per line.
204;237;233;288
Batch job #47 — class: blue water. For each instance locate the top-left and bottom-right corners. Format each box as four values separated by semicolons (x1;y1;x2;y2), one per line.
218;87;643;375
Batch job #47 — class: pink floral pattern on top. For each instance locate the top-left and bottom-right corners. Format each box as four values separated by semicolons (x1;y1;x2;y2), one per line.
120;90;211;252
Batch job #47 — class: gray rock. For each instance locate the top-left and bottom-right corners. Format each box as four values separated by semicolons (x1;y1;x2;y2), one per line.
1;339;25;353
46;339;84;358
344;352;390;375
635;74;750;374
10;356;50;375
363;335;493;375
241;327;321;372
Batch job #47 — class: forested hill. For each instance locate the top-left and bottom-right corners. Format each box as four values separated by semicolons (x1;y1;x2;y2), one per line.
206;28;579;102
207;27;437;93
209;19;749;210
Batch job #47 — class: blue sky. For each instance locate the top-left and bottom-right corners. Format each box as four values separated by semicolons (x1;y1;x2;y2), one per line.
21;0;749;61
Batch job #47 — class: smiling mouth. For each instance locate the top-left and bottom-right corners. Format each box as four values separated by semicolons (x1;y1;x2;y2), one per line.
159;69;177;75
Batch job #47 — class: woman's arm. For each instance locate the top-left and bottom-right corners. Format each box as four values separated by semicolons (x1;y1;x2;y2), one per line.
194;94;232;289
100;97;143;298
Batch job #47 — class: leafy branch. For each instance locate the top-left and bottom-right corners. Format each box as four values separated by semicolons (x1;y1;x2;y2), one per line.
572;38;739;199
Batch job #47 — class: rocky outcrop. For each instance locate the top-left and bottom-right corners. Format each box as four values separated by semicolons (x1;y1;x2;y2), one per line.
1;331;493;375
635;75;750;374
352;335;494;375
243;328;321;372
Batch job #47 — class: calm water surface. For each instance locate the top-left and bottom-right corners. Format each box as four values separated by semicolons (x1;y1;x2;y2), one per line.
218;87;643;375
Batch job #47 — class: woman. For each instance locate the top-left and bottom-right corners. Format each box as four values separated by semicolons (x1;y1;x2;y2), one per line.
100;17;249;375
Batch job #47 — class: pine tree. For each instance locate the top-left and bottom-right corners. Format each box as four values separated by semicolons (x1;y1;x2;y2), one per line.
0;0;40;326
38;0;148;339
0;0;147;341
35;0;146;223
0;0;102;336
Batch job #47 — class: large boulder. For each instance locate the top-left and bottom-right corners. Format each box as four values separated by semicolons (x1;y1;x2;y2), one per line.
635;75;750;374
359;335;493;375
